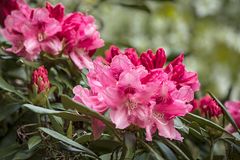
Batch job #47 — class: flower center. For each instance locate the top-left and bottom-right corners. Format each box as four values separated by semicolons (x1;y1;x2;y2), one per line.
126;100;137;111
38;33;45;42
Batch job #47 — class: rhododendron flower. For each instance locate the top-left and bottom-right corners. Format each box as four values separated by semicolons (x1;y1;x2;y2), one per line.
73;46;200;141
46;2;64;22
0;0;20;26
225;101;240;133
199;95;222;117
62;12;104;69
32;66;50;93
0;1;62;60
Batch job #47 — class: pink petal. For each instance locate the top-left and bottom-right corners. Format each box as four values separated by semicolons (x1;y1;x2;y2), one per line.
41;37;62;55
70;51;94;70
156;119;183;141
110;107;130;129
171;86;194;102
23;37;41;58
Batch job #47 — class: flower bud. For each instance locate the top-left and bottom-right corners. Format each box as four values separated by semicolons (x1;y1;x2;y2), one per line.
155;48;166;68
32;66;50;93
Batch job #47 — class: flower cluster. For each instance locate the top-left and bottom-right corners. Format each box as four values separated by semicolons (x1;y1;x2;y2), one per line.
0;0;104;69
73;46;200;141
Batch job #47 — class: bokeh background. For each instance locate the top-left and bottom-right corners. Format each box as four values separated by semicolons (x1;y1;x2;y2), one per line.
4;0;240;99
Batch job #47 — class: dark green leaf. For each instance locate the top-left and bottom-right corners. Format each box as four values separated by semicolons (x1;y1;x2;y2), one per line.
138;139;164;160
120;132;136;160
27;136;41;150
0;143;21;159
23;104;87;121
0;76;29;102
160;139;191;160
154;141;177;160
0;103;21;121
39;127;98;158
185;113;233;137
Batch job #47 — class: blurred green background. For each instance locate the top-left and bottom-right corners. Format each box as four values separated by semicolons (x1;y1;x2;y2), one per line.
8;0;240;99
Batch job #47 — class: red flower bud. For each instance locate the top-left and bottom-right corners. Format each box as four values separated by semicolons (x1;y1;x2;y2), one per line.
124;48;139;66
155;48;166;68
32;66;50;93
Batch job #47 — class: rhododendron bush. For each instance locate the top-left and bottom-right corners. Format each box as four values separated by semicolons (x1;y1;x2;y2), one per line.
0;0;239;160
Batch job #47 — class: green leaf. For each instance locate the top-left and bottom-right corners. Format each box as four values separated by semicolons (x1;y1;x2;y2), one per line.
185;113;233;137
209;92;240;134
90;139;121;153
120;132;136;160
154;141;177;160
61;95;121;140
0;103;21;121
174;117;189;134
39;127;98;158
67;121;73;139
23;104;88;121
75;133;92;144
0;76;29;102
27;136;42;150
138;139;164;160
160;139;191;160
0;143;21;159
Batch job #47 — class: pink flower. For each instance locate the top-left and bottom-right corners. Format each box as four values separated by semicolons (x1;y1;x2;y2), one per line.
73;46;200;141
32;66;50;93
62;12;104;69
199;95;222;117
0;2;62;60
0;0;20;26
225;101;240;132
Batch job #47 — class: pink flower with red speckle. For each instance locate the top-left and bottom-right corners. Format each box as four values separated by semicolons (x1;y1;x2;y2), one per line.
199;95;222;117
32;66;50;93
73;46;200;141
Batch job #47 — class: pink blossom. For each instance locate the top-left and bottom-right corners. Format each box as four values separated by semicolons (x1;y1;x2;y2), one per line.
32;66;50;93
73;46;200;141
0;0;20;26
0;2;62;60
199;95;222;117
225;101;240;132
62;12;104;69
